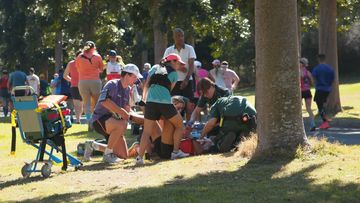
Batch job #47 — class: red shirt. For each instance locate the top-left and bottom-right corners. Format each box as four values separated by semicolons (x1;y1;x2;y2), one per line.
68;60;79;87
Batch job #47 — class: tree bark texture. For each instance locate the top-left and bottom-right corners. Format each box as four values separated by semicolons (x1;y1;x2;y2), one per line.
81;0;96;41
151;0;167;63
55;30;63;72
255;0;308;154
319;0;341;114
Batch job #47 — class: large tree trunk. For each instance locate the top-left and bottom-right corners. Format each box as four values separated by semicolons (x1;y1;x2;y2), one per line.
55;30;63;72
150;0;167;63
319;0;341;114
255;0;308;155
81;0;96;41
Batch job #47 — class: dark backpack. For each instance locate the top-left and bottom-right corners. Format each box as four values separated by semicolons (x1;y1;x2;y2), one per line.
148;65;175;92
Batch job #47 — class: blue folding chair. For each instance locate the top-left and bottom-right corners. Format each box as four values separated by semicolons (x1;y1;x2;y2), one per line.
11;86;82;178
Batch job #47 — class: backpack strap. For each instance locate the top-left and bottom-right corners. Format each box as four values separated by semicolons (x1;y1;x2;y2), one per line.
80;54;95;64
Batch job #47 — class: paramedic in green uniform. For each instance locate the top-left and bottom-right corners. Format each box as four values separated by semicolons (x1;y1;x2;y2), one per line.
199;96;257;152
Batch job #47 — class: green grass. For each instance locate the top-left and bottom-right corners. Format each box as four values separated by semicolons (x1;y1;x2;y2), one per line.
0;76;359;202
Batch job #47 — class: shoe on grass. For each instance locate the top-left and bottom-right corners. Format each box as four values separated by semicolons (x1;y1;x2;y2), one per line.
319;121;330;129
103;153;123;164
171;150;189;160
83;141;94;162
135;155;145;165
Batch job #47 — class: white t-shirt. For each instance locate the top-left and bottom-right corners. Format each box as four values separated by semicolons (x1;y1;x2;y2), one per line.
209;69;227;90
106;62;122;75
27;74;40;95
163;44;196;81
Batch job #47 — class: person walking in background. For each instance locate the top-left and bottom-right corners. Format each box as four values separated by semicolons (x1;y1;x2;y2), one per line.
299;57;316;131
27;67;40;96
75;41;104;126
163;28;197;120
105;50;123;81
142;63;151;81
312;54;335;129
64;50;83;124
0;69;10;117
220;61;240;94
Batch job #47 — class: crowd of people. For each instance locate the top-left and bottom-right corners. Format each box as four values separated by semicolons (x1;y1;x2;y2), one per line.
0;27;335;165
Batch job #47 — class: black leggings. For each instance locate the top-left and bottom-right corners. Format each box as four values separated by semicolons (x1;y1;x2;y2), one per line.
314;90;330;121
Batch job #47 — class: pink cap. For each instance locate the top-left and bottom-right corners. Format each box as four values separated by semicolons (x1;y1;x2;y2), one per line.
164;53;186;65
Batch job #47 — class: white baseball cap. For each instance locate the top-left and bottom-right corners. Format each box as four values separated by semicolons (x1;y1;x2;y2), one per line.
194;60;202;68
122;63;143;79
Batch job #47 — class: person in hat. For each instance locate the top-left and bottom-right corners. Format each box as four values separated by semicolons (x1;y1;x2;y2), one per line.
105;50;123;81
83;64;143;164
209;60;239;94
193;60;208;97
135;53;190;164
0;69;11;117
27;67;40;96
75;41;104;125
299;57;316;131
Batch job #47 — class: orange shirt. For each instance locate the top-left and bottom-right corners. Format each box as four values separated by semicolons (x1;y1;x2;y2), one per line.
68;60;79;87
75;51;104;80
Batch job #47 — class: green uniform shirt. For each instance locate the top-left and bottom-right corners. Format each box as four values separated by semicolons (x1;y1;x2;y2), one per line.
209;96;256;133
197;85;229;108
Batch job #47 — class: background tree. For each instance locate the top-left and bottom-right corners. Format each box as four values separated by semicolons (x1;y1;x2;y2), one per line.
255;0;308;155
319;0;341;114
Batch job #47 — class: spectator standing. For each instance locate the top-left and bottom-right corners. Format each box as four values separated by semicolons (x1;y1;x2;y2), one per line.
0;69;10;117
193;60;208;97
220;61;240;94
75;41;104;124
163;28;197;101
312;54;335;129
27;67;40;96
299;57;316;131
8;67;28;96
39;73;50;97
209;59;226;89
64;50;83;124
50;73;60;94
105;50;123;81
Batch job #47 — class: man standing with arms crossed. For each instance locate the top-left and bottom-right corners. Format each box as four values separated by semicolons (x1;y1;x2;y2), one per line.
163;28;197;120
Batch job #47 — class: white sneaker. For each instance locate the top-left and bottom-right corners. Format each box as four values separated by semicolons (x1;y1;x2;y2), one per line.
135;156;145;165
103;153;123;164
83;141;94;162
171;150;189;160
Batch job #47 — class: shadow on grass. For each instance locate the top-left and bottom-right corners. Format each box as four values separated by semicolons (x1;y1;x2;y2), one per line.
22;190;94;203
92;159;360;202
0;176;52;190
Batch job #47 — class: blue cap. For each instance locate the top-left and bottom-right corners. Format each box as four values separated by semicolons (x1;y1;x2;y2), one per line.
109;50;117;56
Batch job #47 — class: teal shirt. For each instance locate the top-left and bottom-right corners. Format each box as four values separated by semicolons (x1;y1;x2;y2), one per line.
146;65;178;104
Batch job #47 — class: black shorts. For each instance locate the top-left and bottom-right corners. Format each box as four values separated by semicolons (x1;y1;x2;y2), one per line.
92;114;112;140
144;102;178;120
314;90;330;104
301;90;312;99
171;81;194;99
71;87;82;101
153;137;173;159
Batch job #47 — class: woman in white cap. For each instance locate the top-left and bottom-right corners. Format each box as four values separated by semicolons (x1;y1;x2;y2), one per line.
105;50;124;81
136;53;190;164
300;57;316;131
84;64;144;164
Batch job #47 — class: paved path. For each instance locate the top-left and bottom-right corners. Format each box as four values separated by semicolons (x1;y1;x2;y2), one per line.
306;127;360;145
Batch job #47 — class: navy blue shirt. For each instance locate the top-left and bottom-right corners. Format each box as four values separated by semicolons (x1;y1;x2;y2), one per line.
91;79;130;122
312;63;335;92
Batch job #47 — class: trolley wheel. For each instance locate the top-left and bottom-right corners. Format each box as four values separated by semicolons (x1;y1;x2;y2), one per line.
21;163;32;178
41;163;52;178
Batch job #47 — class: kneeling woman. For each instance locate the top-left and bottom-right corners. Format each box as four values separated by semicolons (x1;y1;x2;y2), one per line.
136;53;189;164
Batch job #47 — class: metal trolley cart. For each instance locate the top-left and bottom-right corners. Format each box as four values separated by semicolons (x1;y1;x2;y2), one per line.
10;86;82;178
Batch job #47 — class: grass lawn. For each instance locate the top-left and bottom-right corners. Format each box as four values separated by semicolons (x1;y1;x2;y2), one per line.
0;76;359;202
